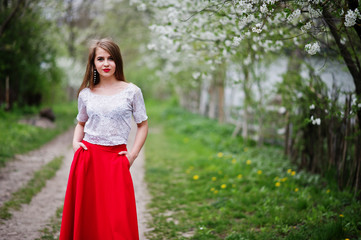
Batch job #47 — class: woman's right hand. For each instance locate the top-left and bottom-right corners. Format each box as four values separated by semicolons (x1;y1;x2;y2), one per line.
73;141;88;152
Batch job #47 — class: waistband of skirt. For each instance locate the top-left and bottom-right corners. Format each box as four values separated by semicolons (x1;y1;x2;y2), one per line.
82;140;127;153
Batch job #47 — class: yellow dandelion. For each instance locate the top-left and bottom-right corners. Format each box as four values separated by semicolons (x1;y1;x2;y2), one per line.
212;177;217;181
257;170;262;175
281;177;288;182
214;190;219;194
221;184;227;189
246;160;252;165
345;238;350;240
291;171;296;176
294;188;299;192
210;187;215;192
232;159;237;164
237;174;243;179
339;214;344;218
275;182;281;187
326;189;330;194
193;175;199;180
217;152;224;158
287;169;292;174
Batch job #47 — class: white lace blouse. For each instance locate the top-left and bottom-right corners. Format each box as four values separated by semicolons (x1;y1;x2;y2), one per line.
76;83;148;146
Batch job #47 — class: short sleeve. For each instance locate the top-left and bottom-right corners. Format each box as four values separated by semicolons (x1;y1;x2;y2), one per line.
76;91;89;122
132;88;148;124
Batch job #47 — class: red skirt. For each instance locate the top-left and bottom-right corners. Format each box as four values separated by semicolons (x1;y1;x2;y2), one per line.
59;140;139;240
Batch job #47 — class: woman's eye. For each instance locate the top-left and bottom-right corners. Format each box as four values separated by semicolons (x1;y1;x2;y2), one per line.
108;57;113;60
97;57;104;61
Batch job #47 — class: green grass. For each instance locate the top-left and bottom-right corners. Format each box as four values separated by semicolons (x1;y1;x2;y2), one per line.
0;156;63;220
144;99;361;240
36;206;63;240
0;102;77;167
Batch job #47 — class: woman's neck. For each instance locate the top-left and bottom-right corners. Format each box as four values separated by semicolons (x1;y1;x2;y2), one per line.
97;76;119;88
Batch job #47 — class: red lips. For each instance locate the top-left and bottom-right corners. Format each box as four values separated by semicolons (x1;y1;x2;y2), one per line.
103;69;110;73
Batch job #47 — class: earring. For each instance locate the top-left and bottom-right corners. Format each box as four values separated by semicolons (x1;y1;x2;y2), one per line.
93;70;97;84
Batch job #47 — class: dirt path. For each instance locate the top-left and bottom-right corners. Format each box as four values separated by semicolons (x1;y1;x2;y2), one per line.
0;123;151;240
0;129;74;206
129;122;153;240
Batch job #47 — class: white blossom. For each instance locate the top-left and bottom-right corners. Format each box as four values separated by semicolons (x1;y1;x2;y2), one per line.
310;116;321;125
293;37;300;46
266;0;277;4
243;55;251;65
345;9;361;27
277;128;286;135
260;3;268;14
301;21;312;33
137;3;147;11
309;104;315;110
192;72;201;79
308;5;322;18
278;106;286;114
252;23;263;33
287;9;301;23
305;42;321;55
147;43;157;50
232;36;244;46
340;37;346;45
308;0;323;4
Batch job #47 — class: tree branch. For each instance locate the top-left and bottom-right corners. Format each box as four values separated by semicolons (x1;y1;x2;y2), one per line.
0;0;25;38
323;7;361;95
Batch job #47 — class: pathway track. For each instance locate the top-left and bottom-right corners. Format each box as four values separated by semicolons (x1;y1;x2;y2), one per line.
0;123;151;240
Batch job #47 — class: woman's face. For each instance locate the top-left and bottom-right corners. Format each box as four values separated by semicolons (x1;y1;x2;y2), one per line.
94;47;116;79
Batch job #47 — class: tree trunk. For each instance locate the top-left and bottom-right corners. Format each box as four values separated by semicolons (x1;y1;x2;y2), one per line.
208;78;217;119
218;79;225;123
215;63;226;123
199;79;209;116
242;67;250;139
355;136;361;198
0;0;25;37
323;8;361;131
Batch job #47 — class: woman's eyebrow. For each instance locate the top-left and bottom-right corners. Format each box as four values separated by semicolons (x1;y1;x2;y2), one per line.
96;55;112;58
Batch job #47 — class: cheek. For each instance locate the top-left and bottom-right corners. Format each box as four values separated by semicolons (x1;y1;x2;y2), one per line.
94;62;101;69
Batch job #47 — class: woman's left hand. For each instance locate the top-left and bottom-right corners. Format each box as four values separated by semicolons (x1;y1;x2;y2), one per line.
118;151;136;167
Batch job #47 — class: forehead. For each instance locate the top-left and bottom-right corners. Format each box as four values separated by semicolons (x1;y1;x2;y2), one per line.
95;47;111;57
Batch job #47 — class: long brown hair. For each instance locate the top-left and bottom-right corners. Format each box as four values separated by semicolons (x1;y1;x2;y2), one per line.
77;38;126;96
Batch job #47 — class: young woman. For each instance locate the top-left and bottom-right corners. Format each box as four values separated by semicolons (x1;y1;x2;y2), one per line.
59;38;148;240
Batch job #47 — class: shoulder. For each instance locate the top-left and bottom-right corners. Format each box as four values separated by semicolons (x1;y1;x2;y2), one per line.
79;88;90;97
127;82;143;94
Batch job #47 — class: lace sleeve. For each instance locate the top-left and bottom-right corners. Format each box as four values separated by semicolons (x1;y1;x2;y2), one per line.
132;88;148;124
76;91;89;123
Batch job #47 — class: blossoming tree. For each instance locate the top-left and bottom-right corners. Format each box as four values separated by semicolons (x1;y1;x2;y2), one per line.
132;0;361;127
131;0;361;194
